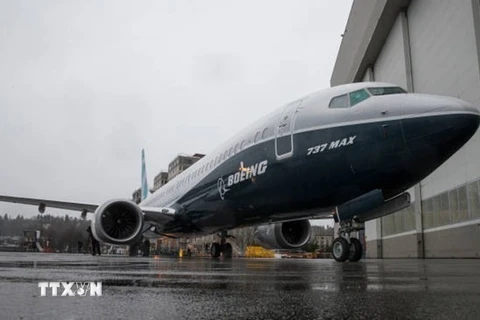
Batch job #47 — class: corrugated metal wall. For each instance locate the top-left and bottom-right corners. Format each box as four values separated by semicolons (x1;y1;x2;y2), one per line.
363;0;480;257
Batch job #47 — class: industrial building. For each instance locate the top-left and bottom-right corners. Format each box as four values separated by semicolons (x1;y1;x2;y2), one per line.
311;226;334;252
167;153;205;180
132;153;204;203
331;0;480;258
152;171;169;192
132;188;141;204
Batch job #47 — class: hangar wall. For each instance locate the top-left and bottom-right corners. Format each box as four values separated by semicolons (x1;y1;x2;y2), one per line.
331;0;480;258
373;14;407;87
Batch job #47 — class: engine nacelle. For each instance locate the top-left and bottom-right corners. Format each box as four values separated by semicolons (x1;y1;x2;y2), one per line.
91;199;144;245
255;220;311;249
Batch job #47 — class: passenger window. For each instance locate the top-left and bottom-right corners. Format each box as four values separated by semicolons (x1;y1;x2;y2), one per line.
329;94;348;108
229;147;233;157
223;150;228;160
349;89;370;106
234;143;240;154
240;140;246;150
261;127;269;139
254;131;261;143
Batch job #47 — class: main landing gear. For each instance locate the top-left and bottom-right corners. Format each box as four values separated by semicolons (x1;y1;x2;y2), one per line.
332;220;364;262
211;231;233;259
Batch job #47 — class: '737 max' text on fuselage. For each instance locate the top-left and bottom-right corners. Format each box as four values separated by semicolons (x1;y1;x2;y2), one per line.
1;82;479;262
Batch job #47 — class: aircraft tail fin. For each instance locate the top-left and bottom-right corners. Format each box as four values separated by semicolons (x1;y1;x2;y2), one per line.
141;149;149;200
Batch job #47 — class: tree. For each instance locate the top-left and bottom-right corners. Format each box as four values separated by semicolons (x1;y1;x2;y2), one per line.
303;242;320;253
0;213;90;251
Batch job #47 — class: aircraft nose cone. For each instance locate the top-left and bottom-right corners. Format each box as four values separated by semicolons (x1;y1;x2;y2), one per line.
441;98;480;136
402;95;480;143
455;111;480;140
402;100;479;174
443;96;480;115
460;100;480;117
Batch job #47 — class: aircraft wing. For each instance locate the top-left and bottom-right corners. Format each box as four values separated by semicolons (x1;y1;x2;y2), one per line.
0;195;176;223
141;206;176;224
0;195;98;213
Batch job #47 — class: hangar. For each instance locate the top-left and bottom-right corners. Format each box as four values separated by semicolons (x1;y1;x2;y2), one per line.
331;0;480;258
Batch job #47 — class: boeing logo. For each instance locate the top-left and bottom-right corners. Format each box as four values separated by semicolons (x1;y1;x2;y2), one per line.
218;160;268;199
217;177;230;200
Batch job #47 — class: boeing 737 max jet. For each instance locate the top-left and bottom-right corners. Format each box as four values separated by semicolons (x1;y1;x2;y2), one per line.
1;82;479;262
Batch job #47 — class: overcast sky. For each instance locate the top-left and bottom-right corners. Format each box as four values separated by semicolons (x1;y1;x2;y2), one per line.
0;0;352;219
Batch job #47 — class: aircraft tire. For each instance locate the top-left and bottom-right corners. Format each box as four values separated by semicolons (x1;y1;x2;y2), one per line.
332;237;349;262
348;238;363;262
211;242;221;258
223;243;233;258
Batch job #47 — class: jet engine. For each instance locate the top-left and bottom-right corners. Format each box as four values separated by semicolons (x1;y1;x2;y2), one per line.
91;199;144;245
255;220;311;249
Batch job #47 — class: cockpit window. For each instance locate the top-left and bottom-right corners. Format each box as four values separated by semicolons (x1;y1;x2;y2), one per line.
349;89;370;106
329;94;348;108
368;87;406;96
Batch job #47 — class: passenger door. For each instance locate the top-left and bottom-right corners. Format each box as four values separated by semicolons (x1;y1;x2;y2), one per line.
275;101;301;160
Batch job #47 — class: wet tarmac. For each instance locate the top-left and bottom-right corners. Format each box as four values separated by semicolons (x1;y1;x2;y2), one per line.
1;253;480;320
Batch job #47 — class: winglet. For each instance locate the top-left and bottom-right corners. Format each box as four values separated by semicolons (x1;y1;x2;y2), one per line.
141;149;149;200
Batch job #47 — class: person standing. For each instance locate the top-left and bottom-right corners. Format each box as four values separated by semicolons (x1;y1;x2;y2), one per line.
86;226;101;256
143;238;150;257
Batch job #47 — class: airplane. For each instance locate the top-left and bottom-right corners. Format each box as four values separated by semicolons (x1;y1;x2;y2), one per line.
1;82;479;262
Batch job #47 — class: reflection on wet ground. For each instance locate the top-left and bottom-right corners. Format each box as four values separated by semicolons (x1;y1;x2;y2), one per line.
1;253;480;319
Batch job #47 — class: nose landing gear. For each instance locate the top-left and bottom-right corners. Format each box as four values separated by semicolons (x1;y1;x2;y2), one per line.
332;220;364;262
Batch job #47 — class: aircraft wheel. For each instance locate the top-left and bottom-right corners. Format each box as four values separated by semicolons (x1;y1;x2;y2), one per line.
348;238;363;262
222;243;233;258
332;237;349;262
211;242;221;258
